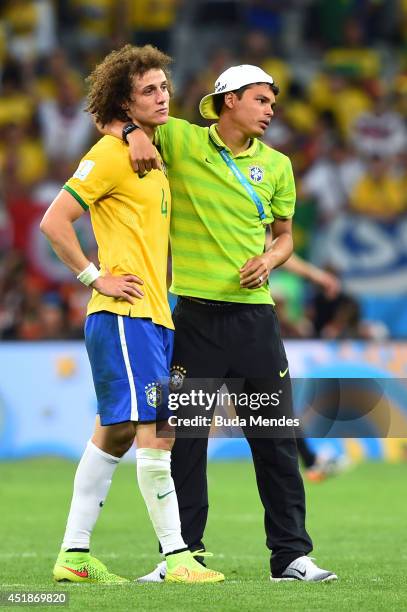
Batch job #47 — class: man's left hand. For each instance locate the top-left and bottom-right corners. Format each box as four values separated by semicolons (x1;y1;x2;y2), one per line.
240;254;271;289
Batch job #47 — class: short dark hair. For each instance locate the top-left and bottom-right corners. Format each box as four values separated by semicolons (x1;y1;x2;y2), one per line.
86;44;173;126
212;81;280;117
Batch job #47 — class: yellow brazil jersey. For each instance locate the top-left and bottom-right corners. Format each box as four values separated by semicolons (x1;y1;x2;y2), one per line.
64;135;173;329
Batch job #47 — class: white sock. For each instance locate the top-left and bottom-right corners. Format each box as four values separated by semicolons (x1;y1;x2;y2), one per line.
62;440;120;550
136;448;186;555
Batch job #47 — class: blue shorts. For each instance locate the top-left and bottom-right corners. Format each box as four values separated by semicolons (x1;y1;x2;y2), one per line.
85;312;174;426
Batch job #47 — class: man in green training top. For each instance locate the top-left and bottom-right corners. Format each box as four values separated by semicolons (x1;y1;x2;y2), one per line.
106;63;337;583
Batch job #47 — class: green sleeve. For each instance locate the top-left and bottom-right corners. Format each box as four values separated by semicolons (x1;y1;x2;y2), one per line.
155;117;194;166
271;157;296;219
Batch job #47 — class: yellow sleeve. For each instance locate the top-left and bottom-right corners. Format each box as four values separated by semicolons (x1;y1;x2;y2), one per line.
63;145;120;210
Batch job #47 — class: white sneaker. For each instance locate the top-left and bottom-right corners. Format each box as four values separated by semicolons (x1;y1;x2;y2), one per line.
270;556;337;582
306;453;350;482
137;560;166;583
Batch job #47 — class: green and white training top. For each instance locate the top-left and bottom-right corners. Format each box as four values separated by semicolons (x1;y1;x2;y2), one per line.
156;118;296;304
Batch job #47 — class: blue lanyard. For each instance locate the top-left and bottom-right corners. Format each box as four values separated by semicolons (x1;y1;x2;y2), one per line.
210;136;267;224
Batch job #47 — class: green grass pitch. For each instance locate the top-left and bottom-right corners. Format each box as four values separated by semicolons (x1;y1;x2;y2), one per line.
0;459;406;611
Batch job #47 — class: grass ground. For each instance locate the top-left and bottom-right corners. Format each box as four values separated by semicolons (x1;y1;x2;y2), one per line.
0;459;406;611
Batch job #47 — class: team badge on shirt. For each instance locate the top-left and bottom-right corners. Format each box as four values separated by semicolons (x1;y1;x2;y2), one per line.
145;382;162;408
249;166;264;183
170;365;187;391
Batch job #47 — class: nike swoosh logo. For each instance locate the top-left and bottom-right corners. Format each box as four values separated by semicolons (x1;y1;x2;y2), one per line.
279;368;289;378
159;572;166;580
287;567;306;578
157;490;175;500
172;566;190;578
62;566;88;578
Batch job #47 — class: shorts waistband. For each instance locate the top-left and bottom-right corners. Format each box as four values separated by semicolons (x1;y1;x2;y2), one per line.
178;296;272;311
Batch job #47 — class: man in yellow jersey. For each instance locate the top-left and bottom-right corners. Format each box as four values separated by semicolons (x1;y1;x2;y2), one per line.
40;44;223;585
104;64;337;583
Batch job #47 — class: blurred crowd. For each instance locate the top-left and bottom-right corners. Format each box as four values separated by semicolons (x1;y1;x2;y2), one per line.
0;0;406;340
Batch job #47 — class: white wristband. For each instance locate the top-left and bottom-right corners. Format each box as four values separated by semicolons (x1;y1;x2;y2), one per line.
77;262;101;286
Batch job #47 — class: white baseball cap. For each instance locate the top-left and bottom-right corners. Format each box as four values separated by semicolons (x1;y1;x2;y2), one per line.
199;64;274;120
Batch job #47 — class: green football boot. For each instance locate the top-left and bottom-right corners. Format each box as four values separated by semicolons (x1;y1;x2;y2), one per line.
165;550;224;583
53;550;128;584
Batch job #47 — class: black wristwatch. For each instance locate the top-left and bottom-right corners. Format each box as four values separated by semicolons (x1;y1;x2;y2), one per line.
122;123;140;143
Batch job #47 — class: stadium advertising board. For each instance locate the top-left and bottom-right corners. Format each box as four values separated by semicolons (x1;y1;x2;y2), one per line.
0;341;406;463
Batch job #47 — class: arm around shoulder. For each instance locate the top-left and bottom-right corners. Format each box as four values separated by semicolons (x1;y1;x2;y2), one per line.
98;118;160;174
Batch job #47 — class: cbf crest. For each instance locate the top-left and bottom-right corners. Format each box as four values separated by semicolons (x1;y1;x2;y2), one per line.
145;382;162;408
249;166;264;183
170;365;187;391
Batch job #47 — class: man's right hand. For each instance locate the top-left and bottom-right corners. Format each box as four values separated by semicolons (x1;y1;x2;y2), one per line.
127;129;161;174
92;272;144;304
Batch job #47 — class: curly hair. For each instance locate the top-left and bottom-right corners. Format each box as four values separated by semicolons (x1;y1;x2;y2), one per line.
86;44;173;126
